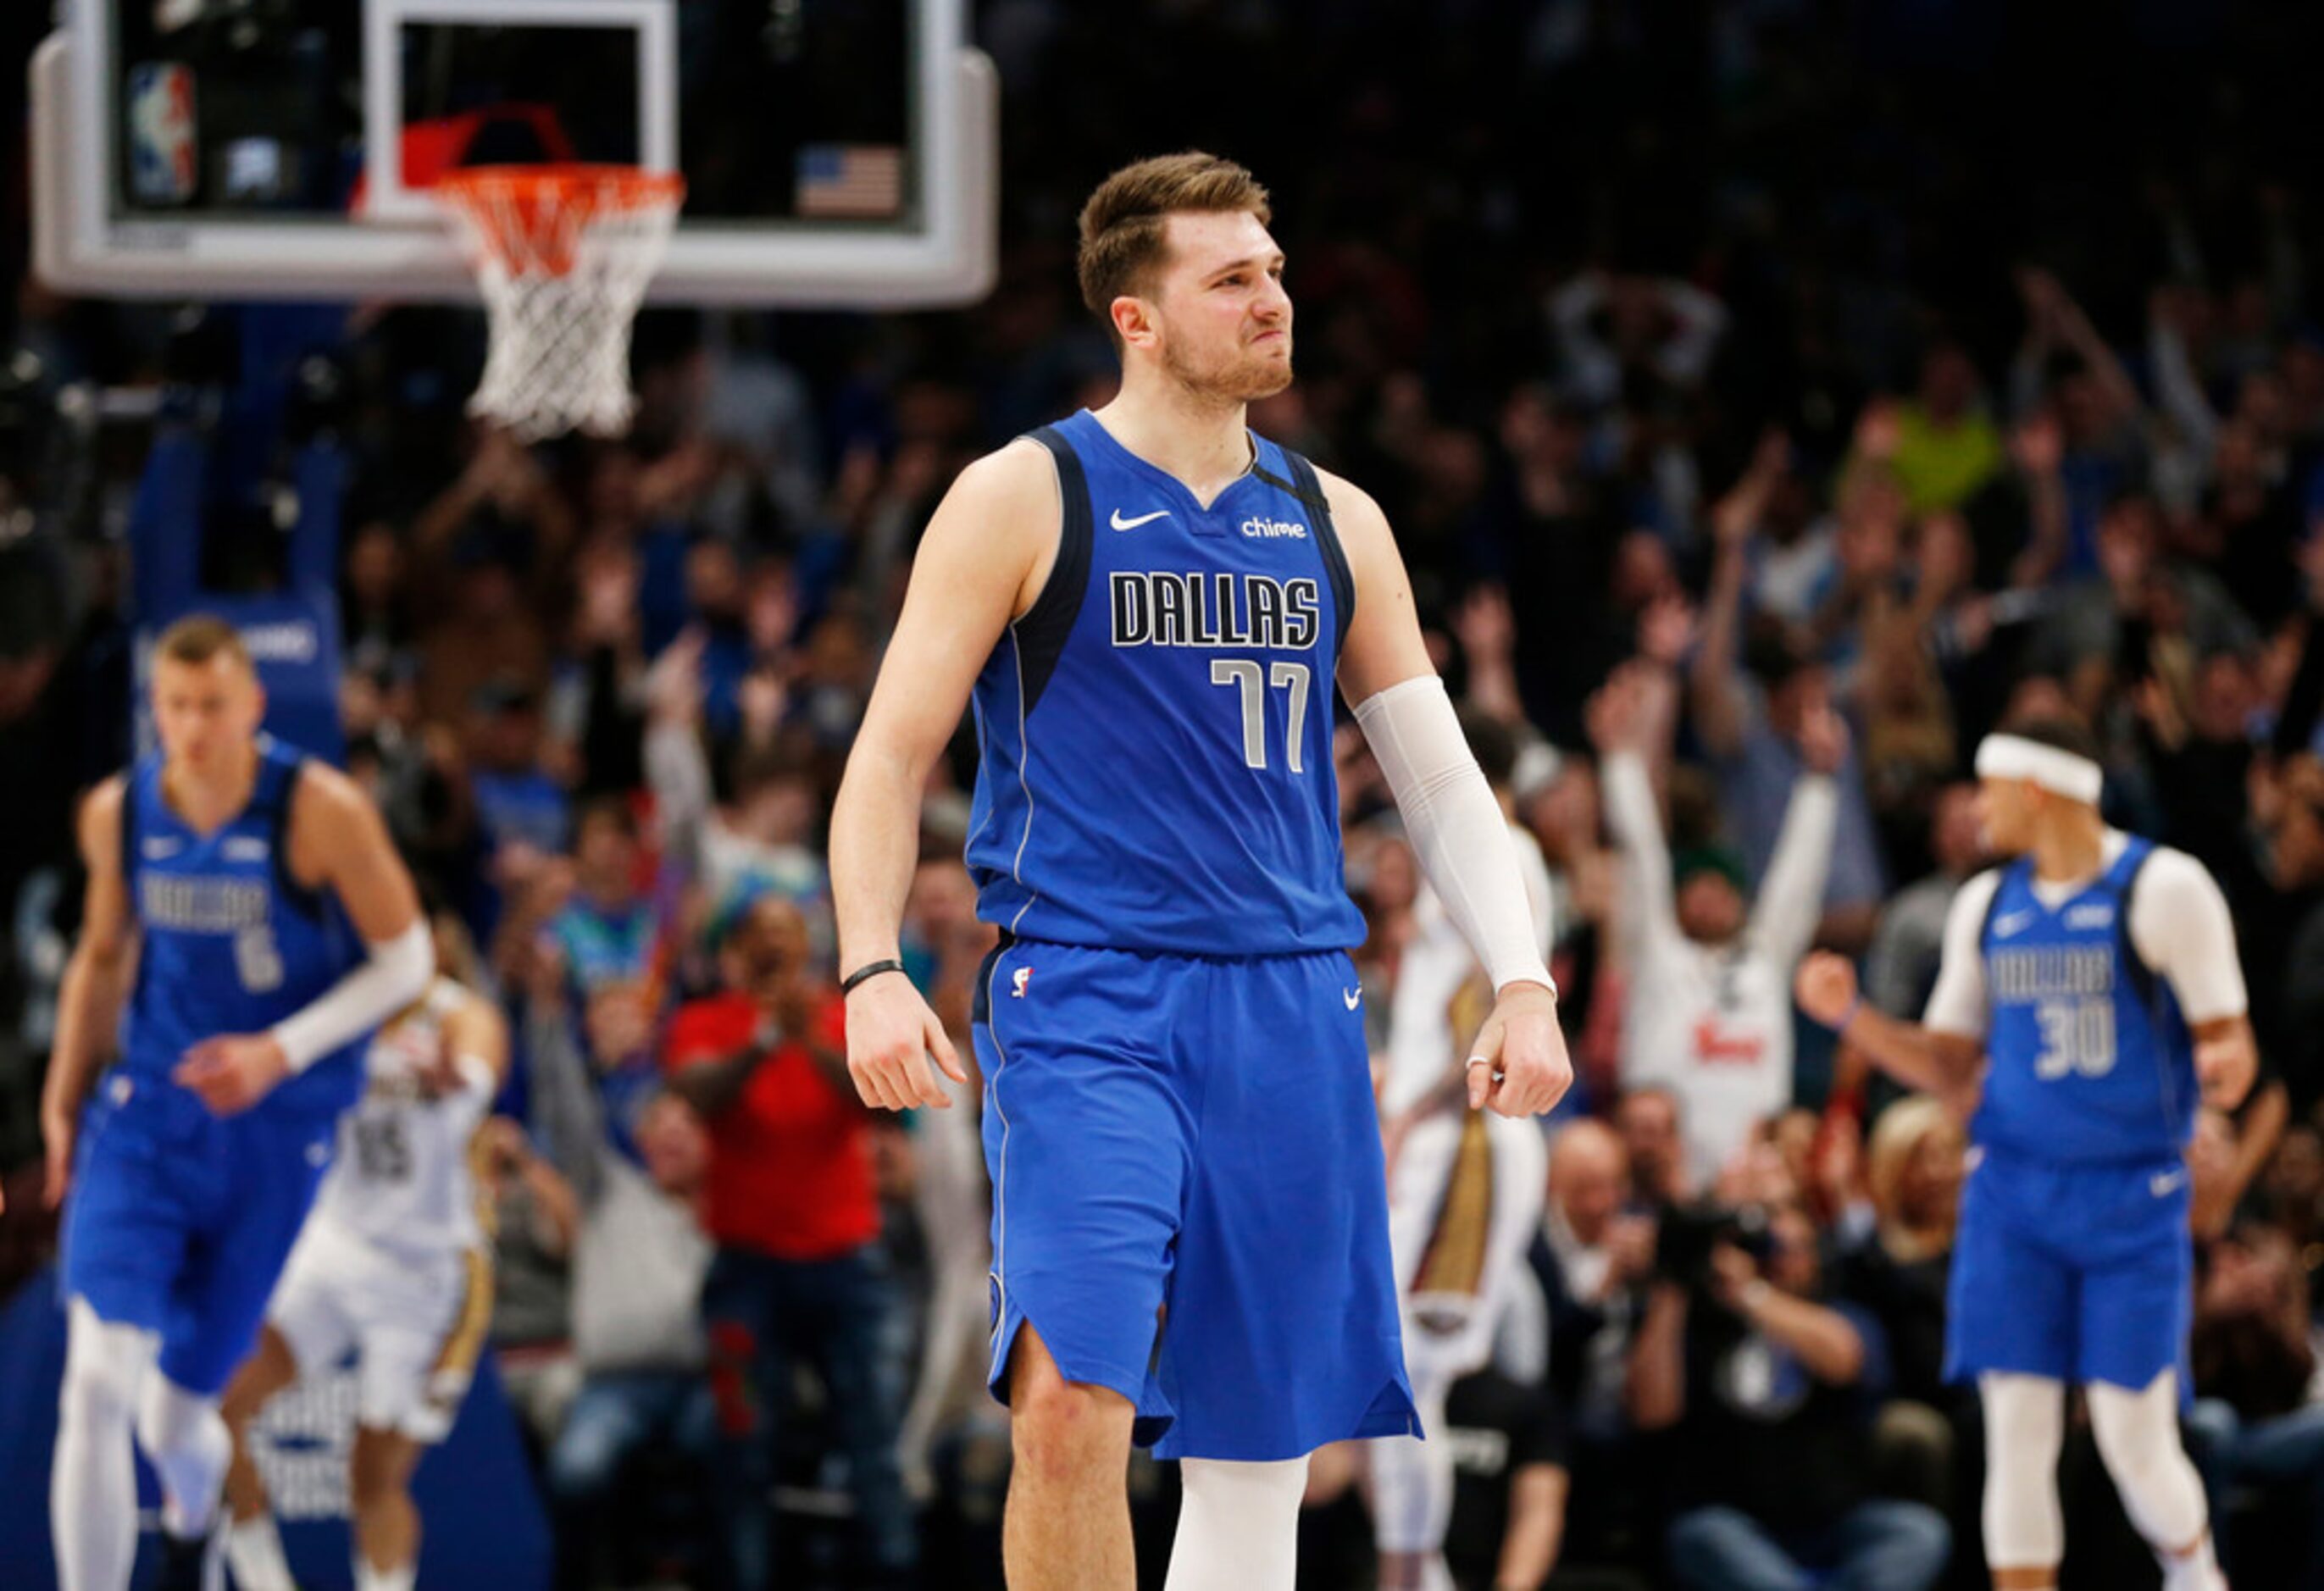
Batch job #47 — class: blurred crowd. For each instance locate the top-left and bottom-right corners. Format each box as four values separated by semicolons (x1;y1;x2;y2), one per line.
6;2;2324;1587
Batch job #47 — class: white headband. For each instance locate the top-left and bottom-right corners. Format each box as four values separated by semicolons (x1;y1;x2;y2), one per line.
1975;733;2103;804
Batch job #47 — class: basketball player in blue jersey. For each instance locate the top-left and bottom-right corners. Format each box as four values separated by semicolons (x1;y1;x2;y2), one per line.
830;152;1574;1591
34;615;434;1591
1796;718;2253;1591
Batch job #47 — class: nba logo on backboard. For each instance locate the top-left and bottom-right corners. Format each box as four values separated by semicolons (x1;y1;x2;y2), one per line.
1012;967;1033;999
126;63;197;205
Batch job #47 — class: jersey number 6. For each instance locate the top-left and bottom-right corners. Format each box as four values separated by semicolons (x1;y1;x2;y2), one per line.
235;923;285;994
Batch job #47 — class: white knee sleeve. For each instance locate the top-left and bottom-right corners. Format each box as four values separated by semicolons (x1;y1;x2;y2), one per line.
1165;1455;1311;1591
1980;1372;2066;1571
55;1298;158;1591
136;1372;231;1538
2088;1372;2210;1558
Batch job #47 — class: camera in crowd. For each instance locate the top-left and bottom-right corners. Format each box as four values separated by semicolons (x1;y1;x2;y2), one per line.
1652;1199;1775;1304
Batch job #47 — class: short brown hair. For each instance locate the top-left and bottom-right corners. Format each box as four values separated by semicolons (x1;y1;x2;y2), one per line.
154;613;251;672
1077;152;1272;340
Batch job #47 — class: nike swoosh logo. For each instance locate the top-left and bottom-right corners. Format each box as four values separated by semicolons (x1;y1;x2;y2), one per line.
1110;508;1172;531
1992;911;2036;938
2151;1169;2188;1198
1344;987;1363;1010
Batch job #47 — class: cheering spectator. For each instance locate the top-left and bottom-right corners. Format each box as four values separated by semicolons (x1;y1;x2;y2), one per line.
663;896;915;1588
547;797;660;1006
1691;444;1888;948
1594;662;1842;1186
524;952;718;1591
1885;344;2005;516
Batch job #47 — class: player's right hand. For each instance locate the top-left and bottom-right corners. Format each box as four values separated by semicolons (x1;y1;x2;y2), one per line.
846;973;968;1111
1794;951;1859;1030
175;1033;294;1115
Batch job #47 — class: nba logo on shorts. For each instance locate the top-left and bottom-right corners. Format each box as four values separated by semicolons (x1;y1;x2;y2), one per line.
1012;967;1033;999
126;63;197;205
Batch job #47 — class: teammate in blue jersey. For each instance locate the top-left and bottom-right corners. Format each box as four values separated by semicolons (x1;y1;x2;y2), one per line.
1798;718;2255;1591
830;152;1576;1590
32;615;433;1591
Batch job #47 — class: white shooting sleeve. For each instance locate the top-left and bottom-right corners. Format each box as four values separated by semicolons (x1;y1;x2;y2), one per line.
1355;676;1556;995
270;918;435;1072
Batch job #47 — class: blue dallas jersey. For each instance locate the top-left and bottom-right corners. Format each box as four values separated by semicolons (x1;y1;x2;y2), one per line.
966;410;1367;956
1972;836;2196;1165
120;735;369;1114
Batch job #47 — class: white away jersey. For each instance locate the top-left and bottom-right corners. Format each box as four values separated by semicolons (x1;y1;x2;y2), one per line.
306;978;493;1259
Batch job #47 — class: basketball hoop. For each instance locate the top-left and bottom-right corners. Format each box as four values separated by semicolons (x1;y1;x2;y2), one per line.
435;164;684;441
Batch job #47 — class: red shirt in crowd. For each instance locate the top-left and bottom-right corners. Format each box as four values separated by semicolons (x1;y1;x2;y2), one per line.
663;990;879;1260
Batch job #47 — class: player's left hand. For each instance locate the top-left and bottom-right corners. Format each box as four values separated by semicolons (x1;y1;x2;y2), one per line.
1467;983;1572;1117
175;1034;294;1116
2195;1020;2258;1111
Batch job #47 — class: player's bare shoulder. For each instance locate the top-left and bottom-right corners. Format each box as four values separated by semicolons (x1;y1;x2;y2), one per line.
280;757;410;913
1306;461;1402;590
918;435;1063;618
283;758;381;847
1308;459;1430;696
76;773;130;869
73;774;136;954
1307;463;1393;552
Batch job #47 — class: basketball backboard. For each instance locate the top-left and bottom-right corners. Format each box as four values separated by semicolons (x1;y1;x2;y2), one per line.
32;0;997;308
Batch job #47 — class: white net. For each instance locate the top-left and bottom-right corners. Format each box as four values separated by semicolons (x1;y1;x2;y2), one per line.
437;168;684;442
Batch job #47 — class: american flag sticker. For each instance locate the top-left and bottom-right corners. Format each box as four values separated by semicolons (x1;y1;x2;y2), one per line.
796;144;905;219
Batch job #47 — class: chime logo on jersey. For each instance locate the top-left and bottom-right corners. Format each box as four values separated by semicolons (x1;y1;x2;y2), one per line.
1109;571;1321;650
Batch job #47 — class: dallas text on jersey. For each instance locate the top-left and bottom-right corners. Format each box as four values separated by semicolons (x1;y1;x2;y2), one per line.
1109;571;1321;651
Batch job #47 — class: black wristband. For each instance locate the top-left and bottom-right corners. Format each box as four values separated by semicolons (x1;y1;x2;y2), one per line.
840;958;908;996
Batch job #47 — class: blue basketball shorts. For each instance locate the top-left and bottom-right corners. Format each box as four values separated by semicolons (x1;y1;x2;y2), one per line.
974;938;1418;1461
1945;1142;2193;1394
59;1068;337;1395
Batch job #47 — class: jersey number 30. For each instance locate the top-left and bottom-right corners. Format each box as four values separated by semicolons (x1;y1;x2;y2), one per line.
2033;997;2116;1080
1212;659;1312;773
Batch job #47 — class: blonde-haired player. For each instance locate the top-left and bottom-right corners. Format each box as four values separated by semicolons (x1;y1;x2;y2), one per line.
218;906;508;1591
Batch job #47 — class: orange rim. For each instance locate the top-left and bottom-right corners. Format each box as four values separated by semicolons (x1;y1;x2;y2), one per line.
435;163;685;277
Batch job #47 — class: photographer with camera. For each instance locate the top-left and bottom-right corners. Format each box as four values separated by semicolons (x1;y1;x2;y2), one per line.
1627;1199;1950;1589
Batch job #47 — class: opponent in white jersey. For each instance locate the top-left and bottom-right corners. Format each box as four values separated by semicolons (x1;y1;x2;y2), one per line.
1373;714;1554;1591
1592;663;1841;1186
218;918;509;1591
